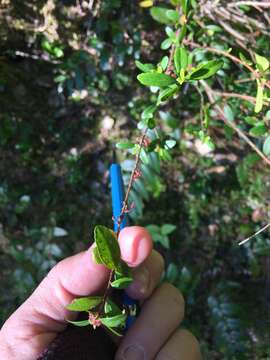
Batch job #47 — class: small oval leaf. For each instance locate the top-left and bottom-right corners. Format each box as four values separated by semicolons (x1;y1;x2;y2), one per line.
263;136;270;156
67;319;90;327
111;277;133;289
137;73;176;87
67;296;102;311
94;225;121;270
100;313;127;328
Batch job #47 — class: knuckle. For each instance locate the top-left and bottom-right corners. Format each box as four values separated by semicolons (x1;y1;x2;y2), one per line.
161;282;185;317
180;329;201;352
153;249;165;272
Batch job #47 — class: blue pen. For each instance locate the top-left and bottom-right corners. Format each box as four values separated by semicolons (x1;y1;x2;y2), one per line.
110;164;138;330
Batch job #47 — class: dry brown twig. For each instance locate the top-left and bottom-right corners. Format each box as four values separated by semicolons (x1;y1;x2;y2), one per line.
183;39;270;90
200;80;270;167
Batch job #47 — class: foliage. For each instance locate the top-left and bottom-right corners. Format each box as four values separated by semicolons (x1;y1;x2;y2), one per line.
1;0;270;357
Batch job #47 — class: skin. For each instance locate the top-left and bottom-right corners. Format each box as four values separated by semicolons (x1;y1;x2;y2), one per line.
0;226;202;359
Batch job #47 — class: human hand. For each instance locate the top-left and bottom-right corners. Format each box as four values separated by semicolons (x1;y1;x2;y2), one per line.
0;226;202;359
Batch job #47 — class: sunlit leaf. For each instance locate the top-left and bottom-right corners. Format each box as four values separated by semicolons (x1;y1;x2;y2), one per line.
150;7;172;24
100;313;127;328
111;276;133;289
249;123;267;136
255;80;264;113
255;53;269;72
188;60;223;80
135;60;155;73
142;105;156;120
263;136;270;156
94;225;121;270
157;85;179;104
139;0;153;7
92;246;103;264
67;296;102;311
161;38;173;50
137;73;176;87
166;10;179;23
116;141;134;149
174;47;188;74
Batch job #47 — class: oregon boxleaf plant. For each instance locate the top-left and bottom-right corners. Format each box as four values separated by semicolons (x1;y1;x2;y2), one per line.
66;0;270;336
65;0;223;336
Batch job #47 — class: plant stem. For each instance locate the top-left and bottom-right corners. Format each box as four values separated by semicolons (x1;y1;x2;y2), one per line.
184;39;270;90
116;127;148;237
200;80;270;167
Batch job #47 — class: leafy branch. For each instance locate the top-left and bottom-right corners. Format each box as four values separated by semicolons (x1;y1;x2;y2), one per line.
65;0;270;336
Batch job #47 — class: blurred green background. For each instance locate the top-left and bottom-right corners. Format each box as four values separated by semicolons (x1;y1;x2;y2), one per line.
1;1;270;358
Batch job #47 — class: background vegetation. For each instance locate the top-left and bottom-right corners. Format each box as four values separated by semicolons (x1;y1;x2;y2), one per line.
1;0;270;358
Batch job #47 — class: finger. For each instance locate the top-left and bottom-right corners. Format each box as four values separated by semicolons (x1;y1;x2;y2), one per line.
125;250;164;300
118;226;152;267
115;283;185;360
0;226;153;360
156;329;202;360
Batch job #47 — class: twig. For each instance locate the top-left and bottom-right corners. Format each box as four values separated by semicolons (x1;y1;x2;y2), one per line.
213;90;270;105
238;222;270;246
200;80;270;167
228;1;270;9
184;39;270;90
117;128;148;236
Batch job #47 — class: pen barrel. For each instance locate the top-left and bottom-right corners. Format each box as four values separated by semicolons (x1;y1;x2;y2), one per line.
110;164;138;330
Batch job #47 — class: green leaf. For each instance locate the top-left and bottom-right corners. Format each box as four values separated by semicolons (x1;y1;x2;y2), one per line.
94;225;120;270
174;47;188;74
166;10;179;23
165;139;176;149
92;246;103;264
135;60;155;73
157;85;179;104
116;141;134;150
100;313;127;328
67;296;102;311
249;123;267;136
104;299;122;316
106;326;123;337
67;319;90;327
137;73;176;87
181;0;189;15
263;136;270;156
158;148;172;161
160;236;170;249
161;38;172;50
165;26;175;38
111;277;133;289
255;80;264;113
147;117;156;129
255;53;270;72
178;24;187;44
142;105;156;120
150;7;172;24
115;259;132;278
161;224;177;235
119;141;135;150
166;263;178;283
244;116;256;125
146;224;161;234
160;56;169;71
188;60;223;80
140;148;150;164
53;47;64;58
224;105;234;122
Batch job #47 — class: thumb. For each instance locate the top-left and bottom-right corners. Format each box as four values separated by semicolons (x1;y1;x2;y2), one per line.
0;226;152;360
